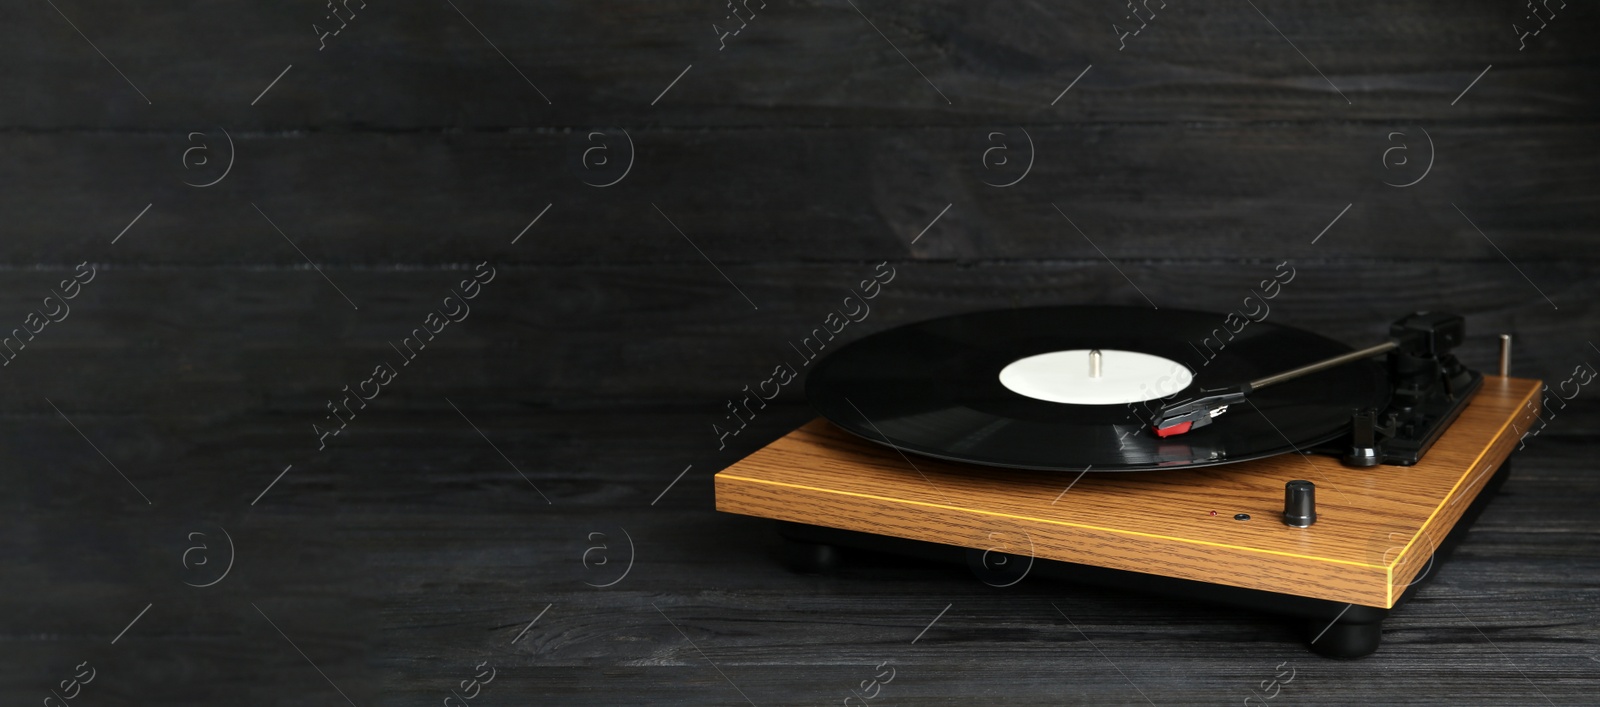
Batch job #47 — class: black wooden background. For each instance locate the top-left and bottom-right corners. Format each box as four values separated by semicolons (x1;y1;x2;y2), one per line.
3;1;1597;704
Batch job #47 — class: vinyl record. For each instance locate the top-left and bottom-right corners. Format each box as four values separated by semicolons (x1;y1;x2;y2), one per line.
806;305;1390;472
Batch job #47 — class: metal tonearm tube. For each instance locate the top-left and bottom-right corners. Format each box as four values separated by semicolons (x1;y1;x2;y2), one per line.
1151;341;1399;437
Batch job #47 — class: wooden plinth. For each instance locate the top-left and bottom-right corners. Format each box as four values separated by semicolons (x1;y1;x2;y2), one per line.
716;377;1542;608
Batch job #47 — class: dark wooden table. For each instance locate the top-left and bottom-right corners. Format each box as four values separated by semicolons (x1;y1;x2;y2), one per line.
4;0;1598;703
4;394;1596;705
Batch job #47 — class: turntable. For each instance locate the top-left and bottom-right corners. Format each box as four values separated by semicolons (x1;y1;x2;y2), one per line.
714;306;1541;658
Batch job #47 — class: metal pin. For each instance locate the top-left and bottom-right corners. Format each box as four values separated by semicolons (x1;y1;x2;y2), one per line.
1089;349;1102;378
1498;334;1512;377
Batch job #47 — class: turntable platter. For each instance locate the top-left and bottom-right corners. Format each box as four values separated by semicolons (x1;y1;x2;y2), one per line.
805;305;1390;472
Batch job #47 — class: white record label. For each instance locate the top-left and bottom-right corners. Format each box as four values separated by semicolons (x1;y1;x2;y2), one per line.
997;349;1193;405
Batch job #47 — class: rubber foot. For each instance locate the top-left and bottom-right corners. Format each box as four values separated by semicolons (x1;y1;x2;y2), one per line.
779;539;841;574
1306;618;1382;659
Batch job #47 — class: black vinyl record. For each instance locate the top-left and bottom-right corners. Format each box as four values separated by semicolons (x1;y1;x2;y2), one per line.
806;305;1390;472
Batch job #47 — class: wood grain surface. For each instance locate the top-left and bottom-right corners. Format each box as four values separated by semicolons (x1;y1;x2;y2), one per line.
3;124;1597;265
717;377;1542;607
